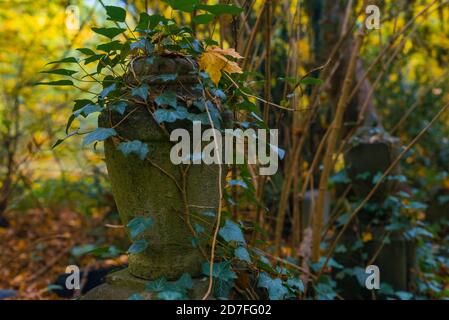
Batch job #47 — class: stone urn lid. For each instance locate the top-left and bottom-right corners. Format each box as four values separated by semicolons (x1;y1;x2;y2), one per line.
125;55;200;87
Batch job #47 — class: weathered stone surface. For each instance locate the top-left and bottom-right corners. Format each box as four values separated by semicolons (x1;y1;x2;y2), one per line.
345;126;401;201
98;55;222;280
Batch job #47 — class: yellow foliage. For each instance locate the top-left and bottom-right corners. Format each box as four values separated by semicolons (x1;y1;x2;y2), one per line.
362;232;373;243
198;46;243;85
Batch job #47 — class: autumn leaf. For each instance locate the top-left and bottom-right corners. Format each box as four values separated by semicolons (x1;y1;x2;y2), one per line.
198;46;243;85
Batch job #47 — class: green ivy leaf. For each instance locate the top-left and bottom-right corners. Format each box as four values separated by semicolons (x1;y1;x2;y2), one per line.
146;278;168;292
35;80;74;86
152;73;178;82
286;278;305;293
155;90;177;107
219;220;245;244
299;77;323;85
395;291;413;300
192;14;215;24
202;261;237;282
105;5;126;22
92;27;126;39
84;54;105;65
176;273;193;290
234;247;251;263
99;83;117;99
117;140;149;160
163;0;200;13
128;239;148;254
258;272;288;300
109;101;127;115
46;57;78;65
76;48;96;56
193;223;205;235
73;103;101;118
97;40;123;52
127;216;154;239
132;84;149;101
82;128;117;146
40;69;77;76
130;38;153;53
128;293;144;300
158;290;186;300
234;246;251;263
154;106;189;124
195;4;243;15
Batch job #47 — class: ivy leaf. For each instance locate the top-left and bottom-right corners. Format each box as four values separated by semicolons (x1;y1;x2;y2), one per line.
176;273;193;290
258;272;288;300
40;69;77;76
154;106;189;124
128;239;148;254
145;278;168;292
130;38;153;53
193;14;215;24
195;4;243;15
234;246;251;263
76;48;95;56
118;140;149;160
132;84;149;101
193;223;205;235
84;54;105;65
286;278;305;293
158;290;186;300
228;179;248;189
202;261;237;282
46;57;78;65
163;0;200;13
92;27;126;39
105;5;126;22
155;90;177;107
128;293;144;300
299;77;323;85
154;109;178;123
97;40;123;52
35;80;74;86
395;291;413;300
73;103;101;118
127;216;154;239
82;128;117;146
152;73;178;82
219;219;245;244
109;101;127;115
100;83;117;99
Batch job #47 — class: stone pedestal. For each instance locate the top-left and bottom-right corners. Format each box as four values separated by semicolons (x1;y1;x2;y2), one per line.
336;229;416;299
82;269;209;300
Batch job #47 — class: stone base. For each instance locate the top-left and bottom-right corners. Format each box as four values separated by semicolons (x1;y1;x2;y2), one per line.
81;268;209;300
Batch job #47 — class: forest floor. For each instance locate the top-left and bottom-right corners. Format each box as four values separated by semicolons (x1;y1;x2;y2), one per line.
0;208;127;299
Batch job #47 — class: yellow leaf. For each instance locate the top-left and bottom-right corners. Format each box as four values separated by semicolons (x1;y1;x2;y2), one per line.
362;232;373;242
198;46;243;85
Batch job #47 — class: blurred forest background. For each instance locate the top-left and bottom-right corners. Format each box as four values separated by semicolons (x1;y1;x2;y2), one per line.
0;0;448;299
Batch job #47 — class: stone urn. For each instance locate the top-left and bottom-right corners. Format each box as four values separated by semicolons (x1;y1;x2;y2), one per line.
345;126;401;202
83;56;223;299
